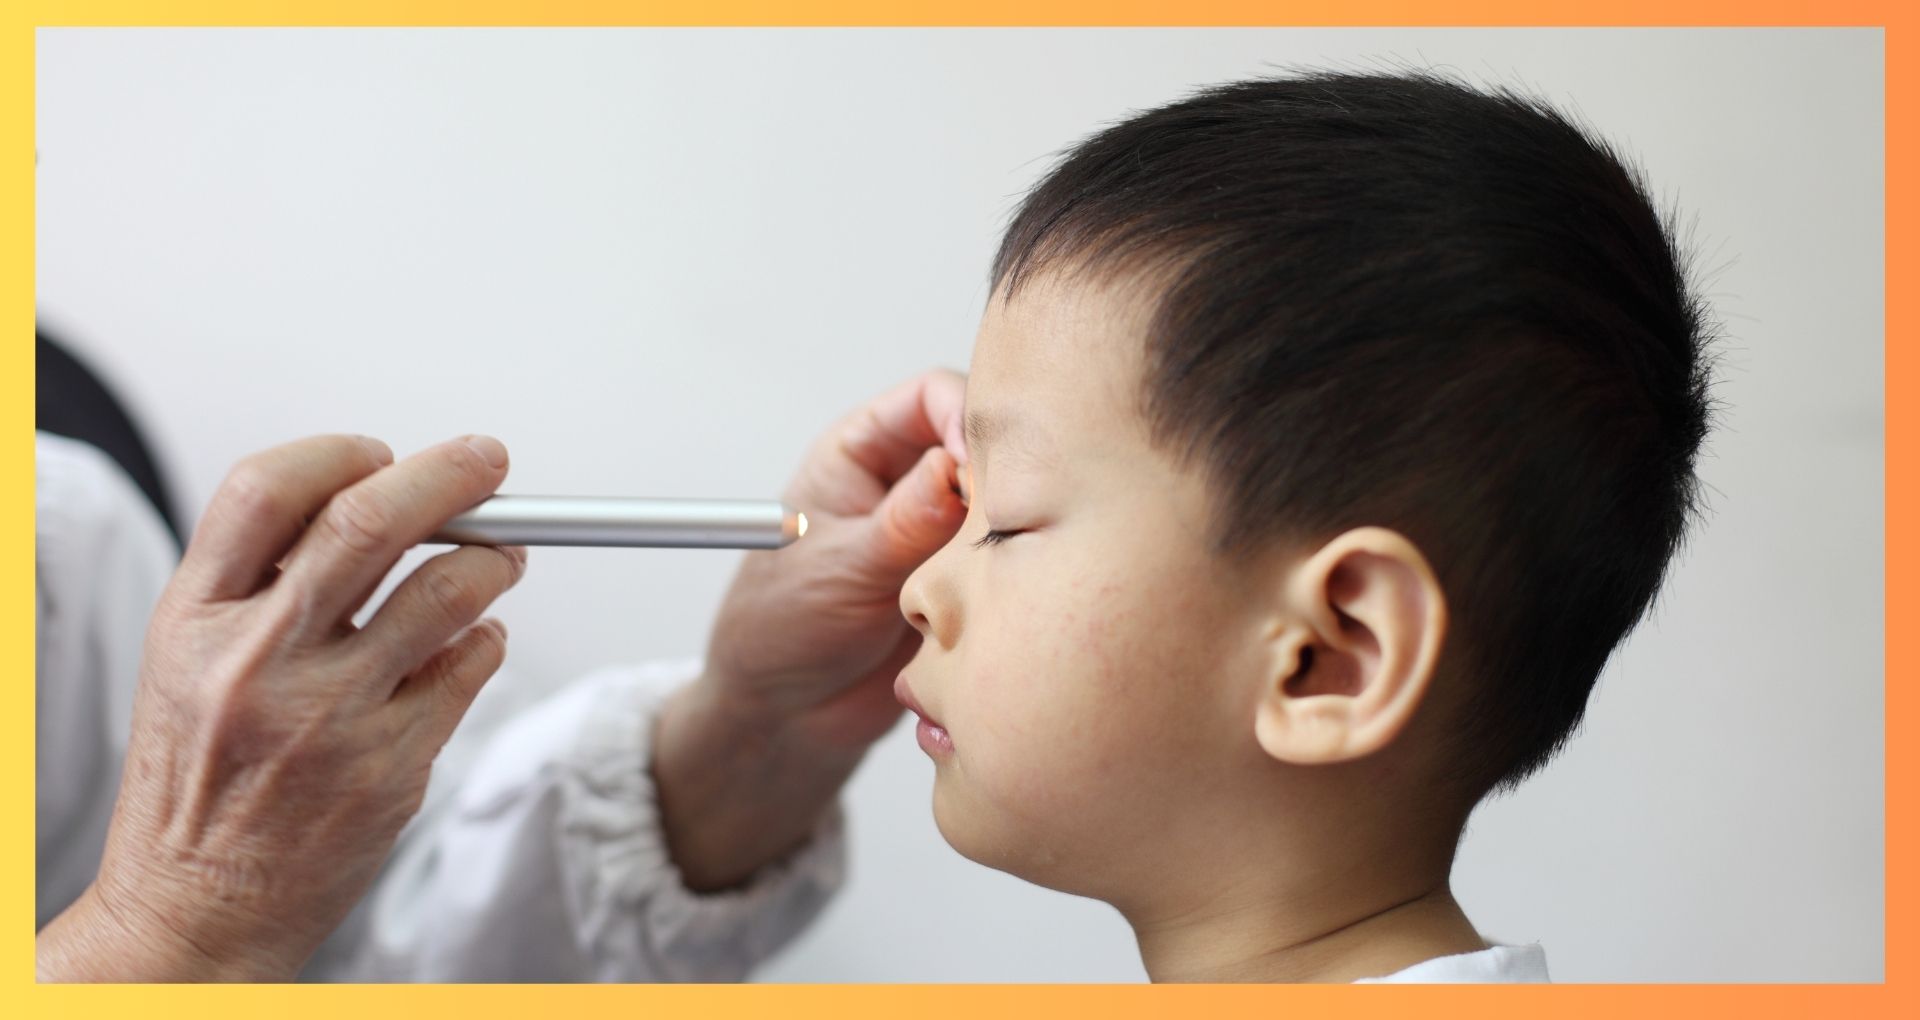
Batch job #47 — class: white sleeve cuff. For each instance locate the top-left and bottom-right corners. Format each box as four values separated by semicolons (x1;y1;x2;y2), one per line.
317;660;846;983
557;663;846;981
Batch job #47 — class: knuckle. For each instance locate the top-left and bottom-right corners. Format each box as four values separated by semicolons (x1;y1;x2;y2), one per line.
446;440;496;486
438;629;503;707
882;487;918;533
422;567;480;622
369;707;413;751
323;487;398;555
430;669;471;716
216;464;288;529
255;582;318;640
488;546;526;586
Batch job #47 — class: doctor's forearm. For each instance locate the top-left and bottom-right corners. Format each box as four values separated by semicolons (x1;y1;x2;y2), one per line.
650;675;865;892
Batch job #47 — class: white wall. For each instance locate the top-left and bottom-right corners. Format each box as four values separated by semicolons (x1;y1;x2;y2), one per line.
35;28;1883;982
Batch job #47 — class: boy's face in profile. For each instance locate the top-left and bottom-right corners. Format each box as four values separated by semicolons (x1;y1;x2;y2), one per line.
897;270;1286;906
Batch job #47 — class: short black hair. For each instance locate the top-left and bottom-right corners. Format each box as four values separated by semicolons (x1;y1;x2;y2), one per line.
991;70;1715;798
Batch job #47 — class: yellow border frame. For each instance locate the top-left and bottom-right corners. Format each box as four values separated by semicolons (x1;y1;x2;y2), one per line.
10;3;1903;1017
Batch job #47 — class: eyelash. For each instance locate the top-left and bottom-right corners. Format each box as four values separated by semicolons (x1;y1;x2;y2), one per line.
957;469;1025;548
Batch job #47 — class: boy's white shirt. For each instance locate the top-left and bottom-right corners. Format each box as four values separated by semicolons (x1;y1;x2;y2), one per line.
1358;943;1551;983
36;431;1551;984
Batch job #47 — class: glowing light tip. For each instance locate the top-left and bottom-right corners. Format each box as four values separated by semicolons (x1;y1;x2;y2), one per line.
797;512;809;538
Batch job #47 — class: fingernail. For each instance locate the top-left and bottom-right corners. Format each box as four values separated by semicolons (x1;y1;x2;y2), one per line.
463;434;509;469
486;617;509;640
360;436;395;465
920;454;963;519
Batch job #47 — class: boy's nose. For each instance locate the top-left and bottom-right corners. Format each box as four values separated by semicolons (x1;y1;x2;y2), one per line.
899;556;956;649
899;564;934;638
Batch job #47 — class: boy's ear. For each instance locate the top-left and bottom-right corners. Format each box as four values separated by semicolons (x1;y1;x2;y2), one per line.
1253;527;1448;766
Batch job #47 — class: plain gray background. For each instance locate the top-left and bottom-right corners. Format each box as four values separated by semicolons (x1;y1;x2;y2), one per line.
36;28;1883;982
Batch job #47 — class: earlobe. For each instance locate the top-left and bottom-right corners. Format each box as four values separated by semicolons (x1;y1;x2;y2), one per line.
1252;527;1448;766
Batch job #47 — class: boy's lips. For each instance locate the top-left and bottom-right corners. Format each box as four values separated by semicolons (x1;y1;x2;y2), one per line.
893;673;955;757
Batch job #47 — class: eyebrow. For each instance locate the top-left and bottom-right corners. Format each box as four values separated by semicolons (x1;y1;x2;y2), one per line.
963;410;1003;454
964;408;1054;467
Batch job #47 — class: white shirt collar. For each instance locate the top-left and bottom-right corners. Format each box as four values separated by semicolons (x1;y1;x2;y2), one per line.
1355;943;1551;983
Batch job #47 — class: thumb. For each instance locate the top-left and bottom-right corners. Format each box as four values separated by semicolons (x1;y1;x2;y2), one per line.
861;445;965;578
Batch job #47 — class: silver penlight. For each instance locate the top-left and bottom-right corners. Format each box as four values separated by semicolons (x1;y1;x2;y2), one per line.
430;496;808;550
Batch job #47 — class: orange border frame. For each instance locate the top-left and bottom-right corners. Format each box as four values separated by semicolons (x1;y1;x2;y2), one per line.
7;4;1901;1018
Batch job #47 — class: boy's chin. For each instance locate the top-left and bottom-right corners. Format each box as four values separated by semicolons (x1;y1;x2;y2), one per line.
929;777;1102;898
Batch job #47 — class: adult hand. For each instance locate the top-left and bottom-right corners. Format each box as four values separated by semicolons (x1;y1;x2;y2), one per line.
36;434;527;982
653;370;968;890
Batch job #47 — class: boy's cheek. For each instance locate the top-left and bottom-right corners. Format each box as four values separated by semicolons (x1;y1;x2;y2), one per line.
942;559;1202;811
969;676;1171;822
943;655;1112;795
966;575;1181;747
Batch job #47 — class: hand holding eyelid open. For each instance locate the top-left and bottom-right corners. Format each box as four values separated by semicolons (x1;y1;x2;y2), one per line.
1253;527;1449;766
655;369;968;892
867;444;967;572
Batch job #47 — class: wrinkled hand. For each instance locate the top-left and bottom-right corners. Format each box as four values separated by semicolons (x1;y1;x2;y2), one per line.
37;434;527;981
654;370;968;889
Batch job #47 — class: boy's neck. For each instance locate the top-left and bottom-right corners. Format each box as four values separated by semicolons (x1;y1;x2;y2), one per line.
1127;877;1486;983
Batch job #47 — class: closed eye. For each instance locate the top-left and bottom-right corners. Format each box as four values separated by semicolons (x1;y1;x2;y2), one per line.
971;528;1025;549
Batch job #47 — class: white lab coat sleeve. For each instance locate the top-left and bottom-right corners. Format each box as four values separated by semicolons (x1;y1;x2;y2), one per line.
34;432;178;928
305;660;847;982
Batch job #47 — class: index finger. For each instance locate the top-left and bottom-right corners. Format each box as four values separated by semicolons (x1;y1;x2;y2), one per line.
177;434;395;602
837;368;968;487
276;435;511;631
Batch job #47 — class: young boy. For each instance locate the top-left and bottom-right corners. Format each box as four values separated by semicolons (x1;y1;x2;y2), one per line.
894;71;1713;983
